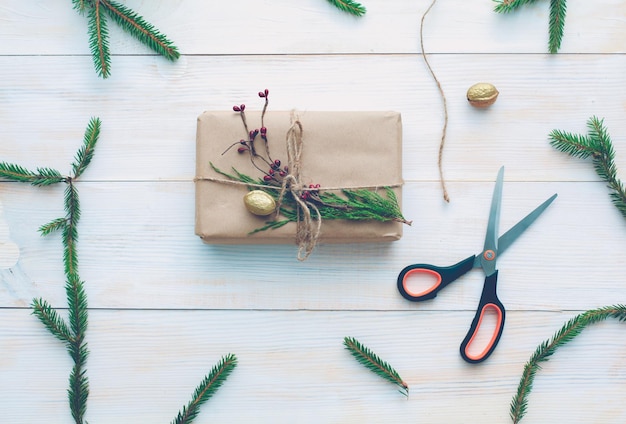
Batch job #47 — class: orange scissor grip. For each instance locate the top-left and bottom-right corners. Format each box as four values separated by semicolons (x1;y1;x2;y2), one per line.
401;268;442;298
461;303;504;362
460;271;505;364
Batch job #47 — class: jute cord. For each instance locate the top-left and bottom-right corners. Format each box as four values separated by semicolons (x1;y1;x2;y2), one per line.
420;0;450;203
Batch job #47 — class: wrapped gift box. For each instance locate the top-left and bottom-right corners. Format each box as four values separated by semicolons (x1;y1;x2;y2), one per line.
195;110;405;244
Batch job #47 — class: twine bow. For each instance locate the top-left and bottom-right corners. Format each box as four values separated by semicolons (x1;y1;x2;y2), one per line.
276;112;322;261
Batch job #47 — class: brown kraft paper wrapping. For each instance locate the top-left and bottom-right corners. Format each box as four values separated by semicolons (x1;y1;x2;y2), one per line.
195;110;404;244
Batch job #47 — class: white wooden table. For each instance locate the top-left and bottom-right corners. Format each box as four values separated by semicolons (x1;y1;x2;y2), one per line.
1;1;625;422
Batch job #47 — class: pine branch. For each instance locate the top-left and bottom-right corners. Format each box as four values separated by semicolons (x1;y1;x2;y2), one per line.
100;0;180;60
72;117;101;178
88;3;111;79
63;182;81;277
66;273;88;340
343;337;408;397
494;0;541;13
493;0;568;53
1;119;98;424
31;298;73;344
73;0;180;78
510;305;626;423
0;163;65;186
40;218;69;236
549;116;626;219
325;0;367;16
548;0;567;53
172;354;238;424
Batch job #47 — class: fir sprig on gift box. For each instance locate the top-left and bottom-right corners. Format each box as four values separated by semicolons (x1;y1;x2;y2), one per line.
71;0;179;78
212;90;411;238
549;116;626;219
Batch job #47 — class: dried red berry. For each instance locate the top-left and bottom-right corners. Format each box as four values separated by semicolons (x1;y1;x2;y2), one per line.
240;104;246;111
258;91;266;98
237;147;248;153
263;175;272;181
269;168;275;175
264;89;269;97
260;127;267;135
274;159;281;167
279;171;286;177
232;105;241;112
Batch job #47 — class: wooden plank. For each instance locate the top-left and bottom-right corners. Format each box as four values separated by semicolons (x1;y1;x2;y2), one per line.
0;0;623;54
1;180;623;310
0;54;624;182
1;309;625;423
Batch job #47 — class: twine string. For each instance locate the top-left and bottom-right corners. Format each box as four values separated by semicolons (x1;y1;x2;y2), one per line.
276;113;321;261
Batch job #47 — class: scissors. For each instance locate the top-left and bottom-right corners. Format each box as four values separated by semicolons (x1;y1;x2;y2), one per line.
397;166;557;364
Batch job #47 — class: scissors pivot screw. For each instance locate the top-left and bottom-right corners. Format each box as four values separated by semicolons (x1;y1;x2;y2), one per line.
483;250;496;261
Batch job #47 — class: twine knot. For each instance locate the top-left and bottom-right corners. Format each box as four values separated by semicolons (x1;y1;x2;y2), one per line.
276;112;322;261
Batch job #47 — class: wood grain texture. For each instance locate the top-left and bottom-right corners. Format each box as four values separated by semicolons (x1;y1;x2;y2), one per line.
1;309;626;423
0;0;625;423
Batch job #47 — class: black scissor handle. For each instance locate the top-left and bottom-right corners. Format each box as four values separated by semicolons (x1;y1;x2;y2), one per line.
397;255;476;302
460;271;506;364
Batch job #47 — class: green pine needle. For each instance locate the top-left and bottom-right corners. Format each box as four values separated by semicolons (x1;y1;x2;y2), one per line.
75;0;180;78
549;116;626;219
0;163;65;186
88;3;111;78
72;0;88;13
100;0;180;60
494;0;568;53
72;117;101;178
548;0;567;53
172;354;238;424
66;274;89;338
31;298;73;344
343;337;409;397
39;217;69;236
494;0;541;13
510;305;626;423
326;0;367;17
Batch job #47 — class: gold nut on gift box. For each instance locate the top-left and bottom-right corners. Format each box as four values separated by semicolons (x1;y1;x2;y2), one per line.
243;190;276;216
467;83;499;108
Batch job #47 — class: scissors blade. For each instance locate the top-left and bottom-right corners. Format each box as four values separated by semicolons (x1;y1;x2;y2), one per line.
480;166;504;274
497;193;558;257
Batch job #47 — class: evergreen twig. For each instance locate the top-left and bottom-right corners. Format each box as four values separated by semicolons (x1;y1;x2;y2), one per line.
3;118;236;423
549;116;626;219
494;0;568;53
510;305;626;423
0;118;101;423
73;0;180;78
325;0;367;17
210;163;411;235
343;336;409;397
172;354;238;424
